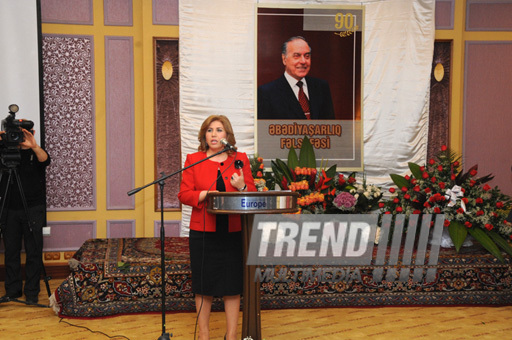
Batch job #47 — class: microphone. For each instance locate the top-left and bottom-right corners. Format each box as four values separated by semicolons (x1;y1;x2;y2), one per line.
220;138;236;150
234;160;244;169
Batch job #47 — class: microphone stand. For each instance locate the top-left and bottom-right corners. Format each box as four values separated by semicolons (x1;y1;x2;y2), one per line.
127;146;232;340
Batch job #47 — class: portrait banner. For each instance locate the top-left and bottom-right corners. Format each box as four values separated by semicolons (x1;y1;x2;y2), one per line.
256;5;364;171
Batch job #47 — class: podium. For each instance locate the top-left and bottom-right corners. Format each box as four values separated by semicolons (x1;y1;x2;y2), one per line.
207;191;299;340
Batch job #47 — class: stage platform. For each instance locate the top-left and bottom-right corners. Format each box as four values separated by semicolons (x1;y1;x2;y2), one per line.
51;237;512;318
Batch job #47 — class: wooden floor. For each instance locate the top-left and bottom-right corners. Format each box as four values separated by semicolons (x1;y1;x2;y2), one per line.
1;280;511;339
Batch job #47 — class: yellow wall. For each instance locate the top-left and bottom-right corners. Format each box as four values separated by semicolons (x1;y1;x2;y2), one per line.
42;1;180;241
435;0;512;154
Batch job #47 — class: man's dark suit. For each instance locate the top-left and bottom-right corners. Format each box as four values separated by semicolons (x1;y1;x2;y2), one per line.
258;75;335;119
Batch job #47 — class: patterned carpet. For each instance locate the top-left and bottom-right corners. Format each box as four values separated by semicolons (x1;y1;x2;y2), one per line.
51;237;512;318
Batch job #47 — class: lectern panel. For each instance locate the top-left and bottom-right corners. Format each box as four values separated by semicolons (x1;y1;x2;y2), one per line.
206;191;299;214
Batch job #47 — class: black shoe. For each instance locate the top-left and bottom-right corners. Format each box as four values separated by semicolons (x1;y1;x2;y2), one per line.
0;292;22;303
25;296;39;304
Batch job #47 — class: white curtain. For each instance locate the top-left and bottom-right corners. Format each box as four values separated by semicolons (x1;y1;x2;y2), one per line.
179;0;435;235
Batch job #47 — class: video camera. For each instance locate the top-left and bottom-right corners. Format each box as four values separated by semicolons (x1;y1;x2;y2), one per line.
1;104;34;148
0;105;34;168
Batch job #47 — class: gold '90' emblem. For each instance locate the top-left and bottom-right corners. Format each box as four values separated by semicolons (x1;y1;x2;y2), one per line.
334;12;359;38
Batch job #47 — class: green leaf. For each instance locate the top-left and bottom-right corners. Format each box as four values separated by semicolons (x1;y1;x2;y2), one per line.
390;174;410;189
448;221;467;253
408;162;423;180
487;230;512;257
287;146;299;170
298;136;316;168
271;160;284;185
325;164;337;179
468;227;505;263
275;158;293;184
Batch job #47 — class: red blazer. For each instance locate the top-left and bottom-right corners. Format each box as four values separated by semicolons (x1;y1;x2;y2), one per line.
178;151;257;232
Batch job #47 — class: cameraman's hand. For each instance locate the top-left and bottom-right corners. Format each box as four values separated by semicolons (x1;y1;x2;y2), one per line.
20;128;48;162
20;128;38;149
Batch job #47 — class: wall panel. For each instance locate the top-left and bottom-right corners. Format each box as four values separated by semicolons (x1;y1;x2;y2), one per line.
41;0;93;25
104;0;133;26
43;34;96;210
464;41;512;196
105;36;135;210
467;1;512;31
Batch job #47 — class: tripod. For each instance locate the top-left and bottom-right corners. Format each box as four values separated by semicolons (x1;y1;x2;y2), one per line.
0;162;51;308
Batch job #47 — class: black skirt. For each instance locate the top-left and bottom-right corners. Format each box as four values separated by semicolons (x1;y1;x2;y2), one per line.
188;169;243;296
189;227;243;296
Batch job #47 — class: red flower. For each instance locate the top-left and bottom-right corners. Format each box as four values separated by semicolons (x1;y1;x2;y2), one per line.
485;224;494;231
424;202;431;208
464;221;472;228
420;166;425;172
462;197;469;204
434;207;441;214
497;201;504;208
396;207;403;213
256;171;263;177
453;161;459;167
437;165;443;172
281;177;288;190
424;187;431;194
422;172;429;179
401;186;408;192
257;157;263;163
470;180;476;187
405;175;410;180
439;182;446;189
431;176;436;183
413;186;421;192
457;208;464;214
451;174;456;180
483;184;491;191
444;220;451;227
469;169;477;177
413;209;422;214
429;159;435;165
389;187;396;193
378;202;385;208
393;198;399;204
316;170;332;191
441;145;447;151
348;177;356;184
385;211;391;215
404;194;411;200
476;210;484;216
475;198;483;204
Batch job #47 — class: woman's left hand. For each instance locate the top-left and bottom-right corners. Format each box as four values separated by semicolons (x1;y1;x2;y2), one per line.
230;171;246;191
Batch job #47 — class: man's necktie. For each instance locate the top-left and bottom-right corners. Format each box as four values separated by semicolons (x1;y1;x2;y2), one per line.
297;81;310;119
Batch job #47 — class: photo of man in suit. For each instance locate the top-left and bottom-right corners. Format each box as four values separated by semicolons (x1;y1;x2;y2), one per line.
257;36;335;120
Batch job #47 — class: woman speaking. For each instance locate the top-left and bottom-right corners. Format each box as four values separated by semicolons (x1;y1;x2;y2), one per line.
178;115;256;340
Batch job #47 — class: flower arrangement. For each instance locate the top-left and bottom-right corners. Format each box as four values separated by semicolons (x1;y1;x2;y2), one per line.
258;136;382;214
249;155;273;191
380;145;512;261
